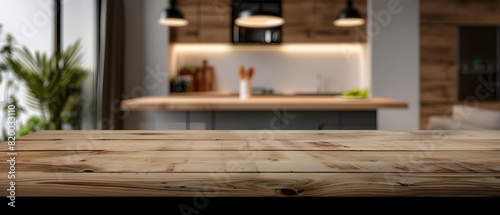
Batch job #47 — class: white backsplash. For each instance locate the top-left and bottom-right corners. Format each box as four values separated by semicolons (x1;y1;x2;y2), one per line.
170;43;368;94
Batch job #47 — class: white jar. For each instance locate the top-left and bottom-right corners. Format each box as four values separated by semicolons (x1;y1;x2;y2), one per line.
240;80;249;99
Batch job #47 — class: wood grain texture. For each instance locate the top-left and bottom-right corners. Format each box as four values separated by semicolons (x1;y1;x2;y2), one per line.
170;0;200;43
4;150;500;173
199;0;231;43
282;0;359;43
283;0;367;43
1;130;499;197
11;172;500;197
420;0;500;129
170;0;367;43
170;0;231;43
120;96;408;111
420;80;457;104
420;0;500;25
282;0;367;43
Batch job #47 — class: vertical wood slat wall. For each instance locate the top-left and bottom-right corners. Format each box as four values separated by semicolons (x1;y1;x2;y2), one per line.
420;0;500;129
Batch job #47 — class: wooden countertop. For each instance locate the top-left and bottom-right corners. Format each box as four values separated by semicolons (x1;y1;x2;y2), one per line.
120;96;408;111
2;130;499;197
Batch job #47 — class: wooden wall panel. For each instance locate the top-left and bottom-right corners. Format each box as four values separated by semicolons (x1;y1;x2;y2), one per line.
420;0;500;129
199;0;231;43
170;0;200;42
420;25;456;82
313;0;367;43
421;80;457;104
420;0;500;25
170;0;231;43
282;0;367;43
171;0;367;43
282;0;315;42
420;63;456;80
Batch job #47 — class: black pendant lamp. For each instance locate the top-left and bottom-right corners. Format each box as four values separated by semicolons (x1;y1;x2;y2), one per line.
334;0;365;27
235;2;284;28
158;0;188;27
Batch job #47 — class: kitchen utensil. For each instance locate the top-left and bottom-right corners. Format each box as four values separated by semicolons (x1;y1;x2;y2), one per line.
179;68;196;92
170;76;192;92
239;66;246;80
203;60;213;91
247;67;254;97
195;59;214;92
195;64;204;92
248;67;254;80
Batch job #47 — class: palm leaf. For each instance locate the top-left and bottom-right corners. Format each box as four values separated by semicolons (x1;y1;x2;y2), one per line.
4;40;91;130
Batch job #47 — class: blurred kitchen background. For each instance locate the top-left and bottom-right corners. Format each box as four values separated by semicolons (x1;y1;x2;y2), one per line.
0;0;499;139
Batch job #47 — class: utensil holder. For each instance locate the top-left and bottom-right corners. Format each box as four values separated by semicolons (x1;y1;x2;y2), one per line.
240;80;250;99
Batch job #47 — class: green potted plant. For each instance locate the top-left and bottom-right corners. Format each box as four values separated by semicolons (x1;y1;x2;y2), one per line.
0;25;91;140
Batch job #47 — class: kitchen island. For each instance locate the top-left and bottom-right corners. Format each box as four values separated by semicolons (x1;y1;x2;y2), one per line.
120;96;408;130
3;130;499;197
120;95;407;111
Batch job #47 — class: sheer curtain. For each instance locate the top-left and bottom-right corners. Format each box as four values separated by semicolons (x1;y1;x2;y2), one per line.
97;0;125;130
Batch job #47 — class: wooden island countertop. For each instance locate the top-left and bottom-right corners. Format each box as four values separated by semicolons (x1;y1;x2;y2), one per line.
120;96;408;111
2;130;499;197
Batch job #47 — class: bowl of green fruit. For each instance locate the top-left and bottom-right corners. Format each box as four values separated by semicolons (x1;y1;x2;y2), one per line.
341;89;368;99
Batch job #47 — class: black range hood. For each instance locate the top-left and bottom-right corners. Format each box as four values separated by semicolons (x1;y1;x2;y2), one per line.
231;0;282;44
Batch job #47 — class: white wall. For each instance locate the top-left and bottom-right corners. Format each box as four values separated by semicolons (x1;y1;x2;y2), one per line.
368;0;420;130
122;0;169;129
0;0;54;53
172;44;366;94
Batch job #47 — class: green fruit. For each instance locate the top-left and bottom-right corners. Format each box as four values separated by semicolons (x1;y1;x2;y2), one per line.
343;88;368;98
360;89;368;97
